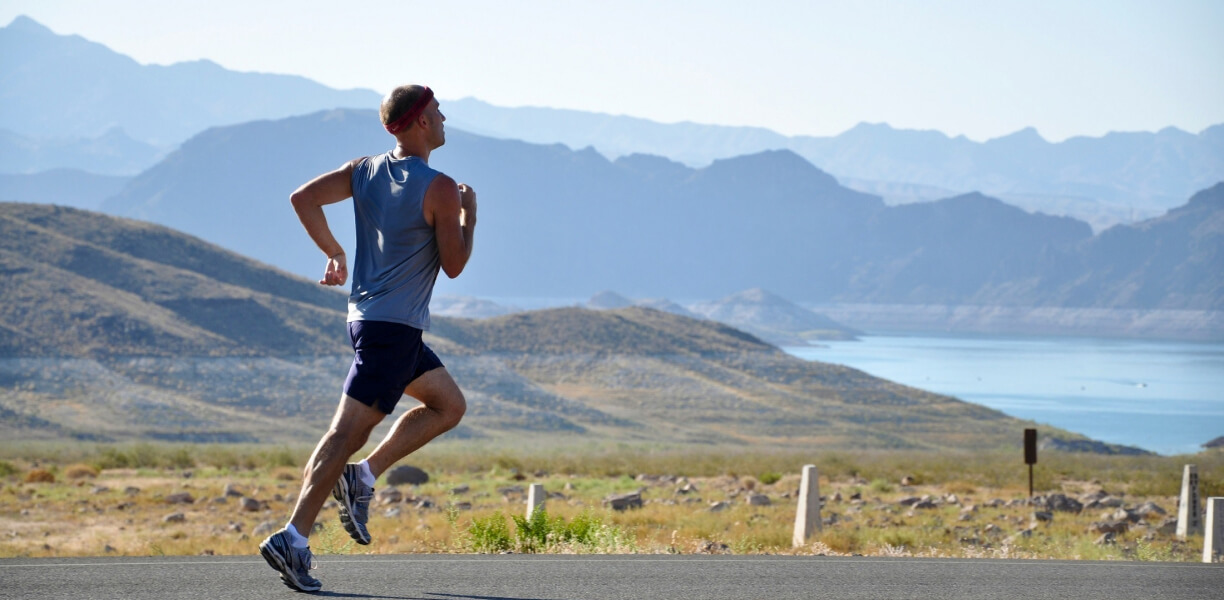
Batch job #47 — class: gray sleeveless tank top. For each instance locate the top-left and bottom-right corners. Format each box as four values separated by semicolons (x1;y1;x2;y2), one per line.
346;152;441;330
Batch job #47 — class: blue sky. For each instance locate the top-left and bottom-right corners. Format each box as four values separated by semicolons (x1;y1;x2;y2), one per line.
4;0;1221;141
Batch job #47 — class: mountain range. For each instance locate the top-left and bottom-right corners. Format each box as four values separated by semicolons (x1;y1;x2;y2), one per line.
91;108;1223;340
446;98;1224;229
3;201;1145;453
0;16;378;151
4;15;1223;233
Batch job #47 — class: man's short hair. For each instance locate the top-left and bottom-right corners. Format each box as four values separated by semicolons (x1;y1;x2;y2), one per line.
381;85;430;127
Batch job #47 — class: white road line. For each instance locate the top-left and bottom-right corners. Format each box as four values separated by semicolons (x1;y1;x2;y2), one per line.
0;557;1216;570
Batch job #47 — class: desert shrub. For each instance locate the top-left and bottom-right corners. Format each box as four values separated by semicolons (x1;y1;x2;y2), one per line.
63;464;99;479
165;448;195;470
466;512;512;553
0;460;18;478
868;478;894;493
818;528;862;554
758;471;782;485
259;447;300;469
511;508;552;553
878;531;915;549
24;468;55;483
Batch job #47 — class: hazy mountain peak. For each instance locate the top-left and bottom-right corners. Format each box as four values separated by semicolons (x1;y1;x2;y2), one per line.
704;149;833;181
588;290;633;309
726;287;784;304
1184;181;1224;210
989;126;1046;145
5;14;50;33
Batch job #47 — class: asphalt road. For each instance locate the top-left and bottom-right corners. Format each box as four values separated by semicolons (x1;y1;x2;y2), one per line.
1;554;1221;600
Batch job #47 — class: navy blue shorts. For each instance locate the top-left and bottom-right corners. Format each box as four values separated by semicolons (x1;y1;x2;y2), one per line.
343;320;444;414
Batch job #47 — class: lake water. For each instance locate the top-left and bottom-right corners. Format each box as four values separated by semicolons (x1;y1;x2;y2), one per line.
784;336;1224;456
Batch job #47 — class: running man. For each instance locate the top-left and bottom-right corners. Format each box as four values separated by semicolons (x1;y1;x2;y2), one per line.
259;84;475;592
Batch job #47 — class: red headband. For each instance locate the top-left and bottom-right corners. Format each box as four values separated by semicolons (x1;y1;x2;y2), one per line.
384;87;434;135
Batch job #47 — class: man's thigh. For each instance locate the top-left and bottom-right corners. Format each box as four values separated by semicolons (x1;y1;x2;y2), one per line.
403;367;463;410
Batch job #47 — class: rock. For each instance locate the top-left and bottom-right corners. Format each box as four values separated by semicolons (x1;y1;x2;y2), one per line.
385;508;402;518
377;488;403;504
745;493;771;507
913;499;938;509
1040;494;1083;513
385;465;430;486
199;549;214;556
1095;532;1117;545
451;502;472;511
227;522;243;533
1091;520;1129;534
696;540;730;554
1033;511;1054;523
1134;501;1166;517
984;524;1000;534
165;492;195;504
414;499;434;509
957;512;974;522
944;494;959;505
849;491;862;501
898;496;921;506
1080;490;1109;503
707;501;731;513
1111;508;1140;523
497;486;525;496
252;521;278;536
678;483;698;495
900;476;916;486
163;512;186;523
450;484;470;495
91;486;109;495
123;487;141;496
1157;518;1178;535
211;497;227;504
103;544;116;553
240;497;263;512
223;484;245;498
1098;496;1124;508
604;492;643;511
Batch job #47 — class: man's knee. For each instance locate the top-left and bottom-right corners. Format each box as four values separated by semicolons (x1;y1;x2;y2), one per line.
438;389;466;430
323;419;376;453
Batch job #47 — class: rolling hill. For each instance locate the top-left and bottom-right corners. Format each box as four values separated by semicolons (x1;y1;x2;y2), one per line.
1;202;1137;453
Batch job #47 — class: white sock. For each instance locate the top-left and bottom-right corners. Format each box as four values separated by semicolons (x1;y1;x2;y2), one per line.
357;459;377;487
285;523;309;548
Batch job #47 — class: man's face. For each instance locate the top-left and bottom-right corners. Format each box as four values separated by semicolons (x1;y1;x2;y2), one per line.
424;99;446;148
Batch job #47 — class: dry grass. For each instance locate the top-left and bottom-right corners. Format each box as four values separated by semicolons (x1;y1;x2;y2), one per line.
0;444;1219;561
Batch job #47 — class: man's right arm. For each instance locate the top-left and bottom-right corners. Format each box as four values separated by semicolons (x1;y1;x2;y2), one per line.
290;160;359;286
424;174;477;279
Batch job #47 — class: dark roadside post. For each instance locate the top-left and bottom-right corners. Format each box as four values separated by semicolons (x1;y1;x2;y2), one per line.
1024;428;1038;499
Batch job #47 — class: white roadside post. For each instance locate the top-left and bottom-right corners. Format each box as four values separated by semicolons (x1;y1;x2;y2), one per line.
1204;497;1223;563
792;464;821;548
1177;465;1202;539
527;483;546;520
